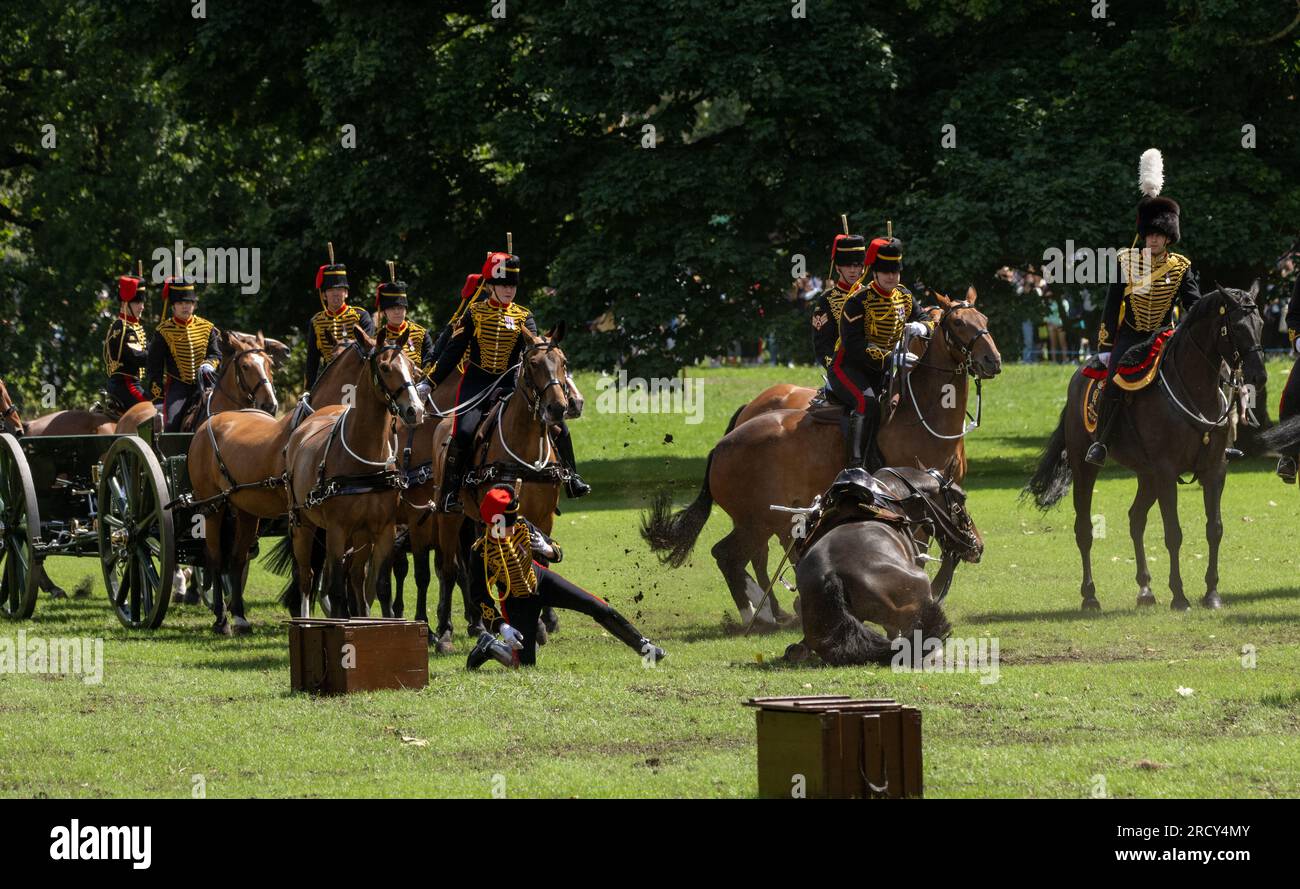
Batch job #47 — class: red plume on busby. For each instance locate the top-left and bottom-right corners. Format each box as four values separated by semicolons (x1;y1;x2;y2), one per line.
481;251;520;287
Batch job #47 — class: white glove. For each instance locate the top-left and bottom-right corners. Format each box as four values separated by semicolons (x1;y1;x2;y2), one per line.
904;321;929;338
499;623;525;651
1097;352;1111;364
198;363;217;385
901;351;920;369
1293;338;1300;356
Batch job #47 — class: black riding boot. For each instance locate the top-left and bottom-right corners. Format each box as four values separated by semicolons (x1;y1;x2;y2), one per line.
1278;455;1298;484
553;422;590;498
860;399;882;471
442;441;466;513
844;412;865;468
467;631;516;670
1085;384;1121;467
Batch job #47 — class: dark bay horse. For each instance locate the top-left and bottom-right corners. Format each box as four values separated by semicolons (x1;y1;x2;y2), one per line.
283;326;424;618
1024;285;1267;611
640;295;1002;628
788;467;982;666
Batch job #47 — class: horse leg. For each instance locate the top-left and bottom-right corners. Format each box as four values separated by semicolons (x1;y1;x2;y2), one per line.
1071;459;1102;610
291;527;317;619
38;564;67;599
207;506;231;635
711;527;774;628
392;543;408;619
1200;464;1226;609
367;526;398;623
229;512;259;635
1128;474;1158;607
1155;475;1188;611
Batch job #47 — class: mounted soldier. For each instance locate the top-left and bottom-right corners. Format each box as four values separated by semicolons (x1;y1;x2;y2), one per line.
304;242;374;389
374;265;435;375
828;233;933;468
809;215;867;373
145;274;221;432
429;241;588;512
465;483;665;669
1276;274;1300;482
103;264;150;415
1086;148;1200;466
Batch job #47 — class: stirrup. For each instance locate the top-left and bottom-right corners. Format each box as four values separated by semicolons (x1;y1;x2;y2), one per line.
564;473;591;498
1084;441;1107;466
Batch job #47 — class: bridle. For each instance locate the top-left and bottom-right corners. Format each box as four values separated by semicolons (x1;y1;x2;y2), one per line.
369;344;420;419
230;348;276;409
902;301;991;440
1160;289;1262;430
878;467;981;561
516;340;569;424
1;402;21;435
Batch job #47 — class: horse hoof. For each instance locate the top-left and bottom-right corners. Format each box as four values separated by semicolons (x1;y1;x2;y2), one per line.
543;612;560;634
231;617;253;636
1201;593;1222;610
212;620;233;637
1080;598;1101;612
783;642;811;663
47;586;67;600
535;621;549;646
1170;597;1191;612
1136;593;1157;608
435;631;455;655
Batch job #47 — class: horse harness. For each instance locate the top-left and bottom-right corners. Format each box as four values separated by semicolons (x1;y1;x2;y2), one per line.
901;301;989;440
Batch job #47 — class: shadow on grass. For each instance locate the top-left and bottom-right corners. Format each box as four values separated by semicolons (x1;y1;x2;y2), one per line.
963;606;1125;625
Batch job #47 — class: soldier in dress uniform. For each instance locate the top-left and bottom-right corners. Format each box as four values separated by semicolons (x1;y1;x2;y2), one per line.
429;247;589;511
103;268;151;413
374;269;435;375
809;217;867;373
828;235;933;468
465;483;665;669
1086;149;1200;466
1275;275;1300;482
145;275;221;432
304;243;374;388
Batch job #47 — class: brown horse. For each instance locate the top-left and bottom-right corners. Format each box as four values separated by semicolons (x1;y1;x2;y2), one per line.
0;379;24;435
640;294;1002;628
1024;284;1266;611
114;332;283;434
284;325;424;618
787;467;981;665
405;326;573;648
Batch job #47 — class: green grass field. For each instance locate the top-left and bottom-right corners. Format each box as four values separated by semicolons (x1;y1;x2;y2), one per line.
3;360;1299;798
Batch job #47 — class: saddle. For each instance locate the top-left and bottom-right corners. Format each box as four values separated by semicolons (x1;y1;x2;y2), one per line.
804;389;843;425
1080;328;1173;392
792;468;909;561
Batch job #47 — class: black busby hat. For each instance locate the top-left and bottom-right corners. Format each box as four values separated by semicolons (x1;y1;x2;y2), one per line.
867;237;904;273
376;280;409;312
160;275;199;317
1136;148;1180;244
831;234;867;267
483;251;520;287
316;241;350;292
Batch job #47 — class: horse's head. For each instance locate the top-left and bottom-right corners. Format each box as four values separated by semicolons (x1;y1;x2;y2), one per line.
923;457;983;564
520;321;571;428
0;378;22;435
933;288;1002;379
361;323;424;428
1210;281;1267;389
221;331;279;415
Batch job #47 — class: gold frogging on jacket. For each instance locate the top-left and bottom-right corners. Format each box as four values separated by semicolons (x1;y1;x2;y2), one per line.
458;300;533;375
311;305;366;363
1118;248;1192;332
156;318;217;383
474;521;539;605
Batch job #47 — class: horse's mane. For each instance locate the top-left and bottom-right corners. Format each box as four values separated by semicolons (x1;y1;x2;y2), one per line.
1179;286;1229;328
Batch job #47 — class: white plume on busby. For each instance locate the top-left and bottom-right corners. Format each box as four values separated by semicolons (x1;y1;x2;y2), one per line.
1138;148;1164;198
1135;147;1180;243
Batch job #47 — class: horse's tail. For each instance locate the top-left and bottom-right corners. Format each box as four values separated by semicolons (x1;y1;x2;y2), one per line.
640;448;717;568
1022;403;1072;510
815;573;898;666
722;404;745;436
1260;415;1300;455
265;530;295;577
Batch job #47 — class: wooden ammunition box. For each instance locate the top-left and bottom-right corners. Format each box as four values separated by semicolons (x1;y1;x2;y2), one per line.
746;696;922;799
288;618;429;695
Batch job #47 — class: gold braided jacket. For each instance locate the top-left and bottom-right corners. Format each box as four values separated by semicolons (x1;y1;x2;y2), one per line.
390;320;429;371
1118;248;1192;332
474;522;539;598
459;299;533;375
840;281;917;361
310;306;367;366
155;317;217;384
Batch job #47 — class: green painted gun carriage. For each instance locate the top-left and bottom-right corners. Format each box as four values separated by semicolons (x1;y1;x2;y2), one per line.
0;420;212;629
